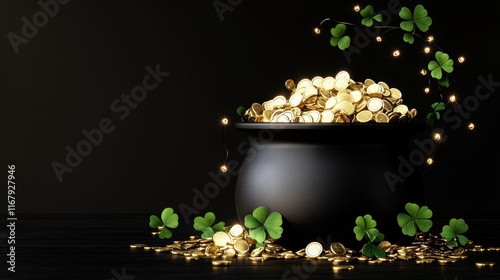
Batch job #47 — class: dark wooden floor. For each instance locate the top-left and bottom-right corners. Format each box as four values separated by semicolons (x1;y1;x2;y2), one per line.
2;213;500;280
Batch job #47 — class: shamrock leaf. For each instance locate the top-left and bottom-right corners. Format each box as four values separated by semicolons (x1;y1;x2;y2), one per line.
360;5;383;27
362;243;386;259
330;24;351;50
244;206;283;243
428;51;454;80
354;214;377;241
397;202;433;236
399;4;432;33
441;218;469;247
237;106;246;117
438;76;450;88
403;33;415;44
193;212;225;238
149;207;179;239
426;102;446;127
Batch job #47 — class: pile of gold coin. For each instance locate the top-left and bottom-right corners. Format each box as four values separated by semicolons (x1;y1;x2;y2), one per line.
131;226;500;268
241;70;417;123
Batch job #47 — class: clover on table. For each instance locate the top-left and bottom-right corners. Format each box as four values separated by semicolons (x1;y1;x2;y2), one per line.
244;206;283;247
193;212;226;238
149;207;179;239
441;218;469;247
399;4;432;44
353;214;386;258
330;24;351;50
397;202;433;237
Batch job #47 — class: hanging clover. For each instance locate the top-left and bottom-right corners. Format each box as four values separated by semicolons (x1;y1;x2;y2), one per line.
426;101;446;127
330;24;350;50
360;5;383;27
399;4;432;44
428;51;454;86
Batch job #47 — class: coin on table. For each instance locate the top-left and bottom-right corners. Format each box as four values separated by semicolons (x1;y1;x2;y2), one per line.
305;242;323;258
330;242;346;255
234;239;250;253
213;231;231;247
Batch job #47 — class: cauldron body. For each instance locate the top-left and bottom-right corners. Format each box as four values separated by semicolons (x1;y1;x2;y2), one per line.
234;123;426;250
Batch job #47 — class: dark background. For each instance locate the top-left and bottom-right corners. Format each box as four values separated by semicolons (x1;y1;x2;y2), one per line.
1;0;499;221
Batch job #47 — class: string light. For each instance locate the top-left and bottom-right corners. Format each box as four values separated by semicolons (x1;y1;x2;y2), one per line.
314;27;321;34
426;158;434;165
449;95;456;103
424;47;431;54
392;50;400;57
221;118;229;173
468;123;475;130
433;133;442;142
354;5;361;12
424;87;430;94
376;36;382;42
420;69;427;76
458;56;465;63
427;36;434;42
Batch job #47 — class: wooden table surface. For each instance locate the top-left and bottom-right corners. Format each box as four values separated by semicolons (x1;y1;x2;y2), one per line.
2;213;500;280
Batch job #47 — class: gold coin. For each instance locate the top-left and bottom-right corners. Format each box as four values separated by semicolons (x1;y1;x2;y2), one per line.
304;86;318;99
336;92;353;103
390;88;402;99
378;240;391;250
311;76;324;88
367;98;383;112
305;242;323;258
251;103;263;115
229;224;244;238
393;104;409;115
212;260;231;266
476;262;495;267
321;110;335;123
339;101;355;115
375;112;389;123
322;77;336;90
130;244;147;248
234;239;250;253
285;79;296;91
364;78;375;87
355;110;373;123
205;244;220;256
213;231;231;247
251;246;265;257
378;81;389;90
224;248;236;257
297;78;313;89
332;265;354;271
325;97;337;109
272;95;287;109
350;90;362;103
330;242;346;255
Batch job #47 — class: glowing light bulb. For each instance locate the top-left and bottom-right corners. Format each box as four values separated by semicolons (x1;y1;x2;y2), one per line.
426;158;434;165
449;95;456;102
468;123;475;130
427;36;434;42
222;118;228;125
314;27;321;34
376;36;382;42
424;87;430;94
458;56;465;63
433;133;442;142
354;5;360;12
424;47;431;54
393;50;400;57
420;69;427;75
220;165;228;172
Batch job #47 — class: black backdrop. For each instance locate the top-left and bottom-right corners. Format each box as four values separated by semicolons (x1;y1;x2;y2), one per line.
1;0;499;219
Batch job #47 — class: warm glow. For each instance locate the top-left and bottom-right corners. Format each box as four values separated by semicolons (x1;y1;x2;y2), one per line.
354;5;360;12
314;27;321;34
426;158;434;165
420;69;427;75
449;95;456;102
468;123;475;130
433;133;442;142
427;36;434;42
220;165;228;172
393;50;400;57
222;118;228;125
458;56;465;63
424;87;430;94
424;47;431;54
376;36;382;42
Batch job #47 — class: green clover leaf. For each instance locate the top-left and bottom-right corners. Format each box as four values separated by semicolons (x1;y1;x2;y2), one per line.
330;24;351;50
193;212;225;238
353;214;386;258
426;101;446;127
244;206;283;243
397;202;433;236
237;106;246;117
428;51;454;80
441;218;469;247
360;5;383;27
399;4;432;32
149;207;179;239
403;33;414;44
